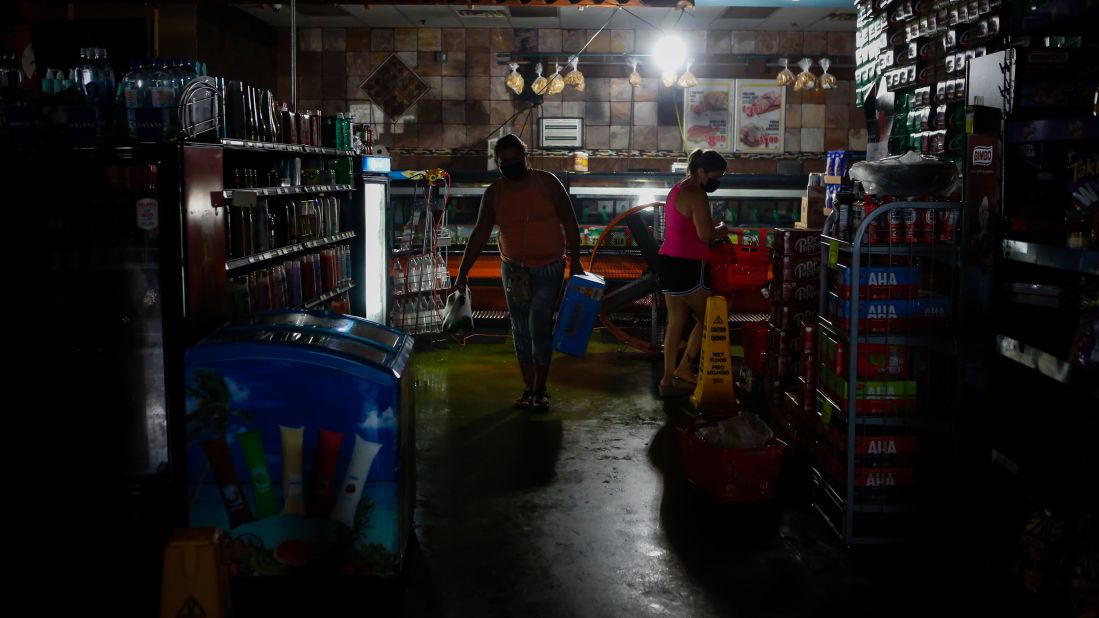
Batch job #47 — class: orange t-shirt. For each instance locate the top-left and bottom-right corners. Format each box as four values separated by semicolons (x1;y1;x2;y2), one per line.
494;172;566;267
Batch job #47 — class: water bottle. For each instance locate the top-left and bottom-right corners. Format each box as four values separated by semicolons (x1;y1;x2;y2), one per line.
148;59;175;140
122;60;146;137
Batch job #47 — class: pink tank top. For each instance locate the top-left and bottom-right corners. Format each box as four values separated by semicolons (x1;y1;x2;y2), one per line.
659;183;710;261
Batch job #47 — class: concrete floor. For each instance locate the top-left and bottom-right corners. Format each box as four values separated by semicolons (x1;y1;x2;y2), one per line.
399;341;969;618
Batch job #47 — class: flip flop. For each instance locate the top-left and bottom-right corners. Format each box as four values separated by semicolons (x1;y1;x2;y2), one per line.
532;391;551;413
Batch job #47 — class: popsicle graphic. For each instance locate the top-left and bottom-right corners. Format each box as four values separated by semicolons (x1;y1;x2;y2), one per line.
280;425;305;515
307;428;344;517
238;430;280;519
201;437;254;528
330;435;382;528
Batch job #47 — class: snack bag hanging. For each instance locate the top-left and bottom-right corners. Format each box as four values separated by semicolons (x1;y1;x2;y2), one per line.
819;58;837;90
531;62;548;96
793;58;816;92
564;57;585;92
506;62;525;96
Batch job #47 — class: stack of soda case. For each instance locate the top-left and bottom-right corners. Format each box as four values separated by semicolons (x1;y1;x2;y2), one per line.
830;191;962;246
814;328;922;500
765;228;823;414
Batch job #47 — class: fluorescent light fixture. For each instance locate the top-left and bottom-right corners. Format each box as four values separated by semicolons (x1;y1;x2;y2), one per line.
653;35;687;73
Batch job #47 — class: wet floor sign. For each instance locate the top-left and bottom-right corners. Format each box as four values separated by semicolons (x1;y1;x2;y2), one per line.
160;528;231;618
690;295;738;411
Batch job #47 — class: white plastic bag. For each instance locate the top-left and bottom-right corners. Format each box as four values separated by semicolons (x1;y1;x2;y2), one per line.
442;287;474;336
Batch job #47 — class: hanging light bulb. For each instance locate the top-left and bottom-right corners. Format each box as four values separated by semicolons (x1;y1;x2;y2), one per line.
628;60;642;87
506;62;525;96
564;56;585;92
531;62;548;96
677;61;697;88
776;58;795;87
653;34;687;89
547;62;565;95
818;57;837;90
793;57;816;92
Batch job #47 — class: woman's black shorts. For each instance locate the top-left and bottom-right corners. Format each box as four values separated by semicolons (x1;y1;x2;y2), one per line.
657;255;711;296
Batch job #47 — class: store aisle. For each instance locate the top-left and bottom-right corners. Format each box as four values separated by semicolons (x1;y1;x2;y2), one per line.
402;341;919;618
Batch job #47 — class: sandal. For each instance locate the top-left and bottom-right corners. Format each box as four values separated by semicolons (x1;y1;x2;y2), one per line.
531;391;551;413
514;390;535;409
673;372;698;386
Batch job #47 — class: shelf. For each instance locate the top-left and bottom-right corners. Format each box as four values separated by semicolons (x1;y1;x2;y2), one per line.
226;231;356;271
812;468;922;514
995;334;1081;386
1001;240;1099;276
224;184;353;198
1005;116;1099;144
302;283;355;309
817;316;956;349
221;138;354;156
393;288;448;298
816;389;929;428
821;234;962;258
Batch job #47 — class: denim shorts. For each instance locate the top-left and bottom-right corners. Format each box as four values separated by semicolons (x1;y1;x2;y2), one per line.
501;260;565;365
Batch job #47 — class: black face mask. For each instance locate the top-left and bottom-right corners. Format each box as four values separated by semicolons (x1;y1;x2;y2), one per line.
500;161;526;180
702;177;721;193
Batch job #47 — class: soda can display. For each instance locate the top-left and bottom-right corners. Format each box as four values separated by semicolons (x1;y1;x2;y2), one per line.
903;207;919;243
864;201;881;244
919;208;937;243
939;209;958;241
888;208;904;244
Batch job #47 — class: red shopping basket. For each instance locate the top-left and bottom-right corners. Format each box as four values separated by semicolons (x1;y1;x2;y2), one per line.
677;425;787;503
740;321;769;374
710;242;771;296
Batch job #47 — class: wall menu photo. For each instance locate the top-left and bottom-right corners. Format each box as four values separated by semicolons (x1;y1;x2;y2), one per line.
734;80;785;153
683;79;734;153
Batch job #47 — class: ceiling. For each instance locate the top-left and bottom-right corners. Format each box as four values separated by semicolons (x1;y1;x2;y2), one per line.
237;4;856;31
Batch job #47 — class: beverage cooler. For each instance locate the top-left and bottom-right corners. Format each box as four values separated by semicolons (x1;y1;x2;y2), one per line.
184;311;415;578
11;143;222;614
388;170;805;342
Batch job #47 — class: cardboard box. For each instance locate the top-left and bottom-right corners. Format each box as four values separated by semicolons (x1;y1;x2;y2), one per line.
552;272;605;357
799;196;828;229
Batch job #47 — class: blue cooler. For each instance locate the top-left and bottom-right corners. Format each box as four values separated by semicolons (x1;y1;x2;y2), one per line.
553;272;606;357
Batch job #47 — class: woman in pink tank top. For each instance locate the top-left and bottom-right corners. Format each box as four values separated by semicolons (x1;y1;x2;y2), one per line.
657;149;728;397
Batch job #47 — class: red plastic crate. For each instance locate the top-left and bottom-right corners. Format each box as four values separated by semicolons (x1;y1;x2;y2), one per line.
677;426;787;503
710;243;771;295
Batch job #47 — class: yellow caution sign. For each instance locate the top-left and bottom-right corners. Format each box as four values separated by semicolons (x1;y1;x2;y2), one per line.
160;528;232;618
691;295;739;411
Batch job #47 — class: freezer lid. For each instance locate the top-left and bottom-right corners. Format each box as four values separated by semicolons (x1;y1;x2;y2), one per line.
200;327;393;367
224;311;404;352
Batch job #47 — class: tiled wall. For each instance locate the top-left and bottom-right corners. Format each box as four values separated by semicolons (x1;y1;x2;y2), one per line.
277;27;863;173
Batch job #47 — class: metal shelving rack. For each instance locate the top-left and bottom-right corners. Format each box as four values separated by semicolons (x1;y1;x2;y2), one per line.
812;200;966;545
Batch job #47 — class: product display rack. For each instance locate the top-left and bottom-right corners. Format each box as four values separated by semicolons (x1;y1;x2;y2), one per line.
812;200;966;545
220;143;362;319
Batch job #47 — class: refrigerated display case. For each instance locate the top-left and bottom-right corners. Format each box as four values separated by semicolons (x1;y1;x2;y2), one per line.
11;143;223;615
389;171;805;342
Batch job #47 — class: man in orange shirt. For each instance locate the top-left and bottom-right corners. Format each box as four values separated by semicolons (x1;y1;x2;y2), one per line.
453;134;584;412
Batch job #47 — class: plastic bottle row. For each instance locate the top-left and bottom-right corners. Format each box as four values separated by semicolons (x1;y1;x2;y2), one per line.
390;296;447;334
228;247;352;315
389;253;450;295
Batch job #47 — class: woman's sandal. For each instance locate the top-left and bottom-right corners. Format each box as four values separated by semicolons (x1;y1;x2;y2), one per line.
659;381;694;398
514;390;535;409
532;391;551;413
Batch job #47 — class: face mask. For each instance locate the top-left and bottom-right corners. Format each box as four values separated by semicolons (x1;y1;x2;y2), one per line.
500;161;526;180
703;177;721;193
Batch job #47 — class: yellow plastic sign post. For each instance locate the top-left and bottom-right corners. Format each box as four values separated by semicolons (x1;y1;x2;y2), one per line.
691;295;739;411
160;528;232;618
